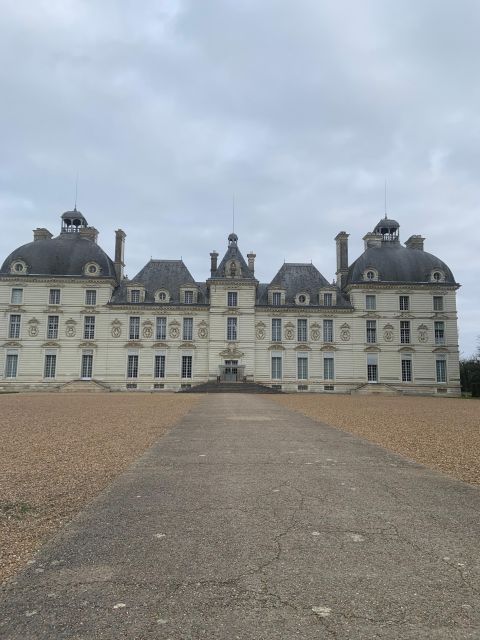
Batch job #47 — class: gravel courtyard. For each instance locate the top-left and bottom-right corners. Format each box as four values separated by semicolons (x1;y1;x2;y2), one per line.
1;391;479;586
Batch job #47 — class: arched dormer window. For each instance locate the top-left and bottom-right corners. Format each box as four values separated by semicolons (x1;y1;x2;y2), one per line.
295;292;310;305
431;270;445;283
363;268;379;282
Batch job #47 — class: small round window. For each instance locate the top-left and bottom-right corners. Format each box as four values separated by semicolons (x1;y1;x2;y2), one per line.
433;271;442;281
366;271;375;280
85;262;100;275
298;294;306;303
14;262;25;272
159;292;167;301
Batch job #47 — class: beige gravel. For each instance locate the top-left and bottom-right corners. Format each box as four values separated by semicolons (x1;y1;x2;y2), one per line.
0;392;199;584
271;394;480;485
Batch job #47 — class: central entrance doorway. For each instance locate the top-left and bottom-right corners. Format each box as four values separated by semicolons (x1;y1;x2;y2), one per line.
224;359;238;382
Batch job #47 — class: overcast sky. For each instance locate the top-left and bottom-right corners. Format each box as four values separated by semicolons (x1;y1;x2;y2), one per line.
0;0;478;355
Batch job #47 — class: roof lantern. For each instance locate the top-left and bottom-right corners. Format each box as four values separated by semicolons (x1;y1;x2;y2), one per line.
61;208;88;233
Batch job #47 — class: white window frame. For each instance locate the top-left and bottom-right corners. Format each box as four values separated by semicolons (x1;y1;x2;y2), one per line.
44;351;57;379
9;314;21;339
365;294;376;310
271;318;282;342
129;316;140;340
130;289;141;303
154;351;166;379
85;289;97;306
297;354;308;380
127;352;139;378
366;320;377;344
84;316;96;340
433;296;444;312
323;353;334;380
400;320;410;344
47;315;59;340
323;319;334;343
434;321;445;345
399;295;410;311
435;355;447;383
323;292;333;307
271;353;282;380
401;354;412;382
11;288;23;304
183;317;193;341
5;350;18;378
272;291;282;306
81;350;94;379
184;290;194;304
181;354;193;379
156;317;167;340
367;353;378;383
227;317;237;341
227;291;238;307
297;319;307;342
49;288;61;305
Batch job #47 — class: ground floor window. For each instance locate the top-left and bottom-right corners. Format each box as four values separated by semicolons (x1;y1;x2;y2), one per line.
436;356;447;383
127;354;139;378
297;354;308;380
5;352;18;378
401;355;412;382
271;355;282;379
81;351;93;379
44;353;57;379
182;355;192;378
323;355;334;380
367;354;378;382
155;354;166;378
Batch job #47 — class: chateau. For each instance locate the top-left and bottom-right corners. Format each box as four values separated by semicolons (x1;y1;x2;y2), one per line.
0;209;460;394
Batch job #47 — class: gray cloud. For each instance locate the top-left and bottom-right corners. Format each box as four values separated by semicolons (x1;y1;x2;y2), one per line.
0;0;478;355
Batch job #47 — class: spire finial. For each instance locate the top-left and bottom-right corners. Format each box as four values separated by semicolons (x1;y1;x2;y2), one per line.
74;171;79;211
384;179;387;218
232;193;235;234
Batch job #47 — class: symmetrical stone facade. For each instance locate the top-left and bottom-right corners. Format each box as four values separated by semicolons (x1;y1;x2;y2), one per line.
0;211;461;394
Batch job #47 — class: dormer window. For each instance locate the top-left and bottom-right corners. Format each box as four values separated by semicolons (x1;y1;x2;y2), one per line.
323;293;333;306
364;268;378;281
184;290;194;304
84;262;100;276
272;292;282;306
131;289;141;303
156;290;170;303
431;270;445;282
10;260;27;274
295;293;310;305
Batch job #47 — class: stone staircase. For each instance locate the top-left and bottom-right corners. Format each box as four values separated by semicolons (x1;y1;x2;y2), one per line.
59;379;111;393
351;382;402;396
179;381;283;394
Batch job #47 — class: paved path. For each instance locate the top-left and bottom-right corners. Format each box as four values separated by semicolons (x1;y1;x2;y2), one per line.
1;394;480;639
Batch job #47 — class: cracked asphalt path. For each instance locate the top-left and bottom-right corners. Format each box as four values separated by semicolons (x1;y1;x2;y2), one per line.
1;394;480;639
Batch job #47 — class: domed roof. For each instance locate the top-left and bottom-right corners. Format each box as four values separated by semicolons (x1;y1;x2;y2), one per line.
346;242;456;285
1;232;116;278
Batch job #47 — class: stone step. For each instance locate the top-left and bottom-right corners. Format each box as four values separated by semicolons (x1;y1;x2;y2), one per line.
59;379;111;393
179;382;282;394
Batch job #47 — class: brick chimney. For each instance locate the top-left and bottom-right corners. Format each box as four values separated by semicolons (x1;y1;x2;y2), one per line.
335;231;349;289
405;235;425;251
210;251;219;276
114;229;126;281
247;252;256;274
33;228;53;241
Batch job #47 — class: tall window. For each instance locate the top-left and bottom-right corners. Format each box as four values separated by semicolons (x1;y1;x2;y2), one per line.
323;319;333;342
367;354;378;382
85;290;97;306
399;295;410;311
11;288;23;304
323;292;333;306
156;317;167;340
5;353;18;378
49;289;60;305
127;354;139;378
130;289;141;303
227;317;237;341
297;319;307;342
81;351;93;379
129;316;140;340
47;315;59;339
154;354;166;378
184;290;194;304
272;318;282;342
272;292;282;306
182;355;192;378
44;353;57;378
433;296;444;311
297;354;308;380
183;318;193;341
366;320;377;343
84;316;95;340
401;355;412;382
434;321;445;345
436;356;447;383
9;314;21;339
271;355;282;379
227;292;238;307
323;354;334;380
400;320;410;344
365;294;376;310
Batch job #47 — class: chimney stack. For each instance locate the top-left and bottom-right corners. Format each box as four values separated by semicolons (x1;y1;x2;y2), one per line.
114;229;126;281
210;250;219;275
405;235;425;251
33;228;53;242
247;252;256;274
363;232;382;250
335;232;349;289
79;227;99;243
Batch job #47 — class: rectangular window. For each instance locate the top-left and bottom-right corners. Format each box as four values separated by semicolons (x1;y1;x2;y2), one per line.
227;317;237;341
11;288;23;304
9;314;21;339
323;319;334;342
154;354;166;378
365;294;376;310
183;317;193;341
127;354;139;378
184;290;194;304
436;357;447;383
85;290;97;306
156;317;167;340
367;353;378;382
271;356;282;380
400;320;410;344
272;292;282;306
49;289;60;305
272;318;282;342
5;353;18;378
297;319;307;342
401;355;412;382
84;316;95;340
323;292;333;306
399;295;410;311
182;355;192;378
81;352;93;379
44;354;56;378
47;315;59;339
434;321;445;345
129;316;140;340
227;291;238;307
366;320;377;343
324;355;334;380
297;355;308;380
130;289;141;303
433;296;444;311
